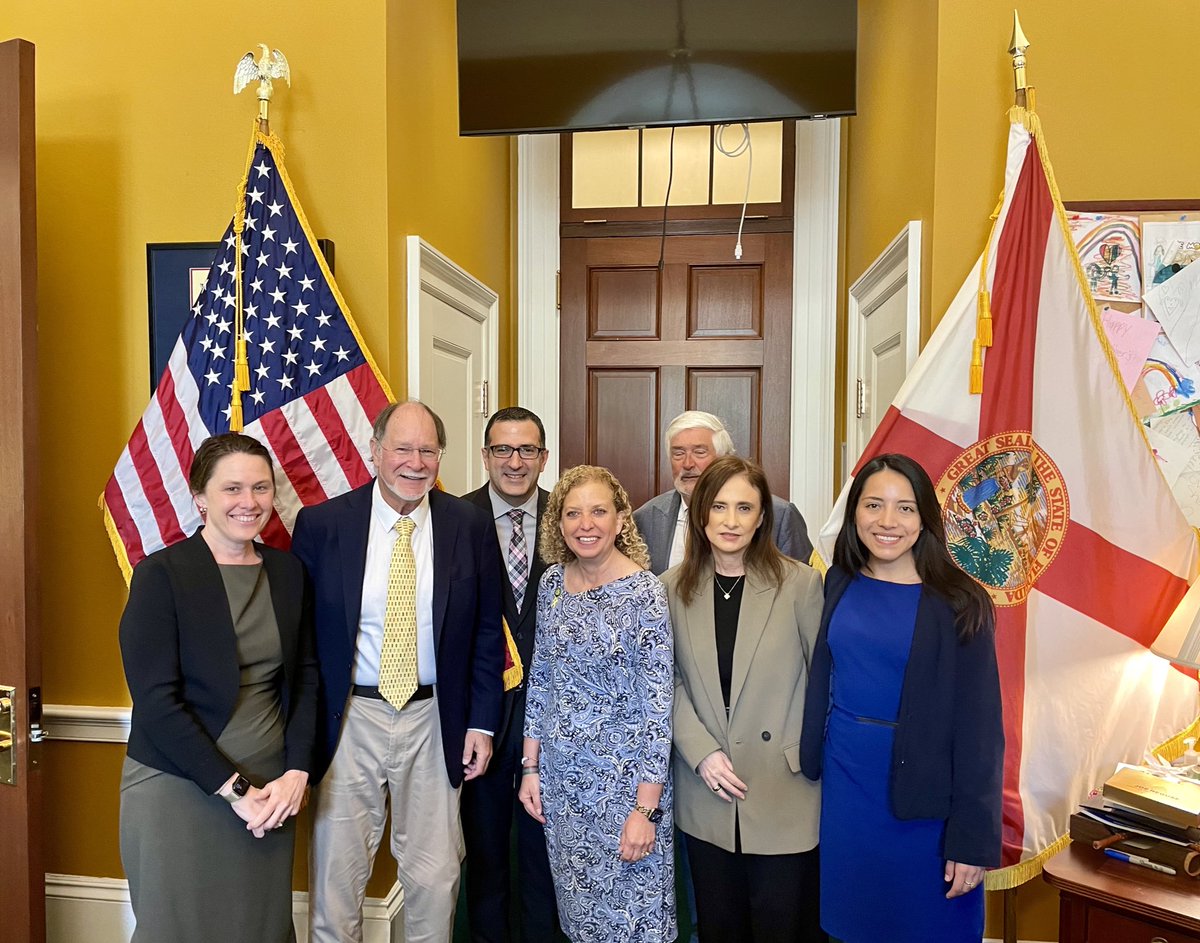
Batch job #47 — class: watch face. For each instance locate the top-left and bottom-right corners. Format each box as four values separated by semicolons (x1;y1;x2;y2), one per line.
649;808;663;823
232;775;251;797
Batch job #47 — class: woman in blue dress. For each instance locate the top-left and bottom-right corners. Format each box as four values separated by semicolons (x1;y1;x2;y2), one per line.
799;453;1003;943
519;464;677;942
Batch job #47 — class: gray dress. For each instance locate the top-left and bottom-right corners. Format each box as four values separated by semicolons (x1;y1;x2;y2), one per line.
120;563;296;943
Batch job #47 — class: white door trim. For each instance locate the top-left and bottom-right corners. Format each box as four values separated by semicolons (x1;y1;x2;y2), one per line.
516;134;562;482
789;119;842;543
845;220;923;469
516;122;842;531
405;235;499;407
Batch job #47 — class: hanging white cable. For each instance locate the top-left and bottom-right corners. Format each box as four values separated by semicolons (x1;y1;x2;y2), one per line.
715;122;752;260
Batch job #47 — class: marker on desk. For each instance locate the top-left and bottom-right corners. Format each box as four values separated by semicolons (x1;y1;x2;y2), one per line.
1104;849;1177;875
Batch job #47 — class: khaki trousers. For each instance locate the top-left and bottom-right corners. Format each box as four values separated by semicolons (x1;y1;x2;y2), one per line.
309;693;463;943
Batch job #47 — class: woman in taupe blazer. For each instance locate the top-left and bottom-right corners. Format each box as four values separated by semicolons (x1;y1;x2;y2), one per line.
662;456;825;942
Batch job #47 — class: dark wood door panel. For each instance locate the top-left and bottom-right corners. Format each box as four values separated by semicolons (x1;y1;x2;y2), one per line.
562;230;792;508
587;368;661;507
689;368;762;462
588;267;660;338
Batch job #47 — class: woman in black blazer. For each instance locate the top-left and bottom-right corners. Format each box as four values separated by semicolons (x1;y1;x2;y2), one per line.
799;453;1003;943
119;433;317;943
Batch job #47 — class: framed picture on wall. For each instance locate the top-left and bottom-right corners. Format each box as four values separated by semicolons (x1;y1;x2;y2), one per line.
146;239;335;393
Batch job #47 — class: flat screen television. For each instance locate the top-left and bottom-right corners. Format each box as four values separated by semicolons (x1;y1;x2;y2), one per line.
456;0;857;136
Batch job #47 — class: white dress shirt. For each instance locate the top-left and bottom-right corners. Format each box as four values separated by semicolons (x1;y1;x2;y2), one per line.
488;485;540;599
668;495;689;569
354;484;437;686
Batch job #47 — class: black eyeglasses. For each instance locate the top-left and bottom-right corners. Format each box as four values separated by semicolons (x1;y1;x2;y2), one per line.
486;444;546;460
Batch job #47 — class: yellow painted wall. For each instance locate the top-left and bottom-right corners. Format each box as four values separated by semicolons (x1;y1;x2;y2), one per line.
4;0;511;889
844;0;939;331
931;2;1200;322
385;0;514;401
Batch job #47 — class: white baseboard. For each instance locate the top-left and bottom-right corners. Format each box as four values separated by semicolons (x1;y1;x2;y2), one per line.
46;873;403;943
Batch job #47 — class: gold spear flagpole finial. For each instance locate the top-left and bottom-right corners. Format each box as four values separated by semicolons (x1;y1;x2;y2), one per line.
233;43;291;135
1009;11;1033;108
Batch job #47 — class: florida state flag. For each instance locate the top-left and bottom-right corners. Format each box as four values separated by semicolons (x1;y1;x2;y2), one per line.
819;108;1200;886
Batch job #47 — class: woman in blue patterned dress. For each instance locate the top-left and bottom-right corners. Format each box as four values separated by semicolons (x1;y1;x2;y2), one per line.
519;465;677;943
800;454;1003;943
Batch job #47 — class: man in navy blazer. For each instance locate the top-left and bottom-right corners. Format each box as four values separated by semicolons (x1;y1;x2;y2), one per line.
292;401;504;943
460;406;562;942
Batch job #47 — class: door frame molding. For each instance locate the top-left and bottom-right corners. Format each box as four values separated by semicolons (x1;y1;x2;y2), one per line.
517;121;841;539
844;220;922;470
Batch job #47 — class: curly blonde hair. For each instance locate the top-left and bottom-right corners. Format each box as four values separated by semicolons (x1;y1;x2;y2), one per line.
538;465;650;569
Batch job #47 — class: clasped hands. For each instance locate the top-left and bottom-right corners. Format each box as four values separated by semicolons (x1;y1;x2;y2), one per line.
229;769;310;838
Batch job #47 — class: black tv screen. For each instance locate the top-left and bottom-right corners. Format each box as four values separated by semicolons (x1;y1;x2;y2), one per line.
457;0;857;136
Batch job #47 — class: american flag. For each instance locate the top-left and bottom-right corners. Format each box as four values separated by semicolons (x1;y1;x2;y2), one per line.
102;133;392;579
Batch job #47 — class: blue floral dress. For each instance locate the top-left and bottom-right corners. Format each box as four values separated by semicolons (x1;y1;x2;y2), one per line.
525;565;677;942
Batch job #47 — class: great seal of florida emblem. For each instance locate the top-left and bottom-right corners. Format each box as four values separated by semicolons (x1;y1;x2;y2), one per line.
935;432;1069;607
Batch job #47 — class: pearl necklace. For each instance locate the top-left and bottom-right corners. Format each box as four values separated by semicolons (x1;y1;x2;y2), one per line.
713;573;744;600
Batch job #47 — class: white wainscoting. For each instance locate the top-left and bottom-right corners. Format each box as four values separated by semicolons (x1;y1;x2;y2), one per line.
45;875;403;943
43;707;404;942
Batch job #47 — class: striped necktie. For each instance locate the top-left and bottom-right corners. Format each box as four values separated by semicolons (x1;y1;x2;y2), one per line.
507;508;529;610
379;516;418;708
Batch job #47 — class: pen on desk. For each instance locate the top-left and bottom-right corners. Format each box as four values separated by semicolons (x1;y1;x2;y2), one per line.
1104;848;1177;875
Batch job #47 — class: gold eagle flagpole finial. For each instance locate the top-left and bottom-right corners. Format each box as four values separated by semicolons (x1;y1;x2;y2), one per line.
227;43;289;430
234;43;291;135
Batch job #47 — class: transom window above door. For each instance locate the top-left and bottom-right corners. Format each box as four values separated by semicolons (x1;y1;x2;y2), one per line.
567;122;787;219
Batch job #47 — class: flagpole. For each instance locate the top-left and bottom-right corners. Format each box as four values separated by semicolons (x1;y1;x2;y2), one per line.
1000;20;1032;942
229;44;292;430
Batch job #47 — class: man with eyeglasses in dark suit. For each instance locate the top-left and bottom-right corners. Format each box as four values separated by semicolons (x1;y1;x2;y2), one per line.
460;407;563;942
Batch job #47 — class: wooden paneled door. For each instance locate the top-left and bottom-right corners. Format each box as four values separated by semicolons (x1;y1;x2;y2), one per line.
0;37;45;943
560;230;792;510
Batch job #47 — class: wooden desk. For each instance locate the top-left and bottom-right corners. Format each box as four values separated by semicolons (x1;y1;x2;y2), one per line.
1043;843;1200;942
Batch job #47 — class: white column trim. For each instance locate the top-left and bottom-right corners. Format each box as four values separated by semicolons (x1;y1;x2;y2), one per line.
789;118;842;542
516;133;561;483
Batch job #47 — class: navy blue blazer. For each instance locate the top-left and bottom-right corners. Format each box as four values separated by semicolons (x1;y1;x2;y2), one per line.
291;482;505;787
119;530;318;795
799;565;1004;866
462;484;550;754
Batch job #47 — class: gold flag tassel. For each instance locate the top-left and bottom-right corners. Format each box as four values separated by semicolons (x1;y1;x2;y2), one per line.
969;338;984;394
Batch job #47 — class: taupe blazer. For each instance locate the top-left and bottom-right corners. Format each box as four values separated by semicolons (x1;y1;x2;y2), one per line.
664;561;823;855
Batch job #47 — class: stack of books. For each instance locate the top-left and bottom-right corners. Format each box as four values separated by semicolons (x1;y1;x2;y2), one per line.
1071;764;1200;878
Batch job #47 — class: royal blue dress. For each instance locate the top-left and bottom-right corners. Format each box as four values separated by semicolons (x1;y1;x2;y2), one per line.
820;575;984;943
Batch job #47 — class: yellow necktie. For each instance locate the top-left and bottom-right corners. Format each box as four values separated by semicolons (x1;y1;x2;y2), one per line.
379;516;418;708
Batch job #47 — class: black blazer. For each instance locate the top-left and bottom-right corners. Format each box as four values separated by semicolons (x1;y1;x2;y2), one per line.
799;565;1004;866
119;530;318;795
462;484;550;753
291;482;505;787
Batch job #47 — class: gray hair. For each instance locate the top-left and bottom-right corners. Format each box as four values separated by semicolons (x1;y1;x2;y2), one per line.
663;410;735;457
371;401;447;449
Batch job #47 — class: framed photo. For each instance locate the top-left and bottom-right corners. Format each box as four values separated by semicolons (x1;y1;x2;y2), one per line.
146;239;335;392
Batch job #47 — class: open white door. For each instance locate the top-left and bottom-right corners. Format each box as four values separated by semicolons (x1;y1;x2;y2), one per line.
406;237;498;496
845;221;922;470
